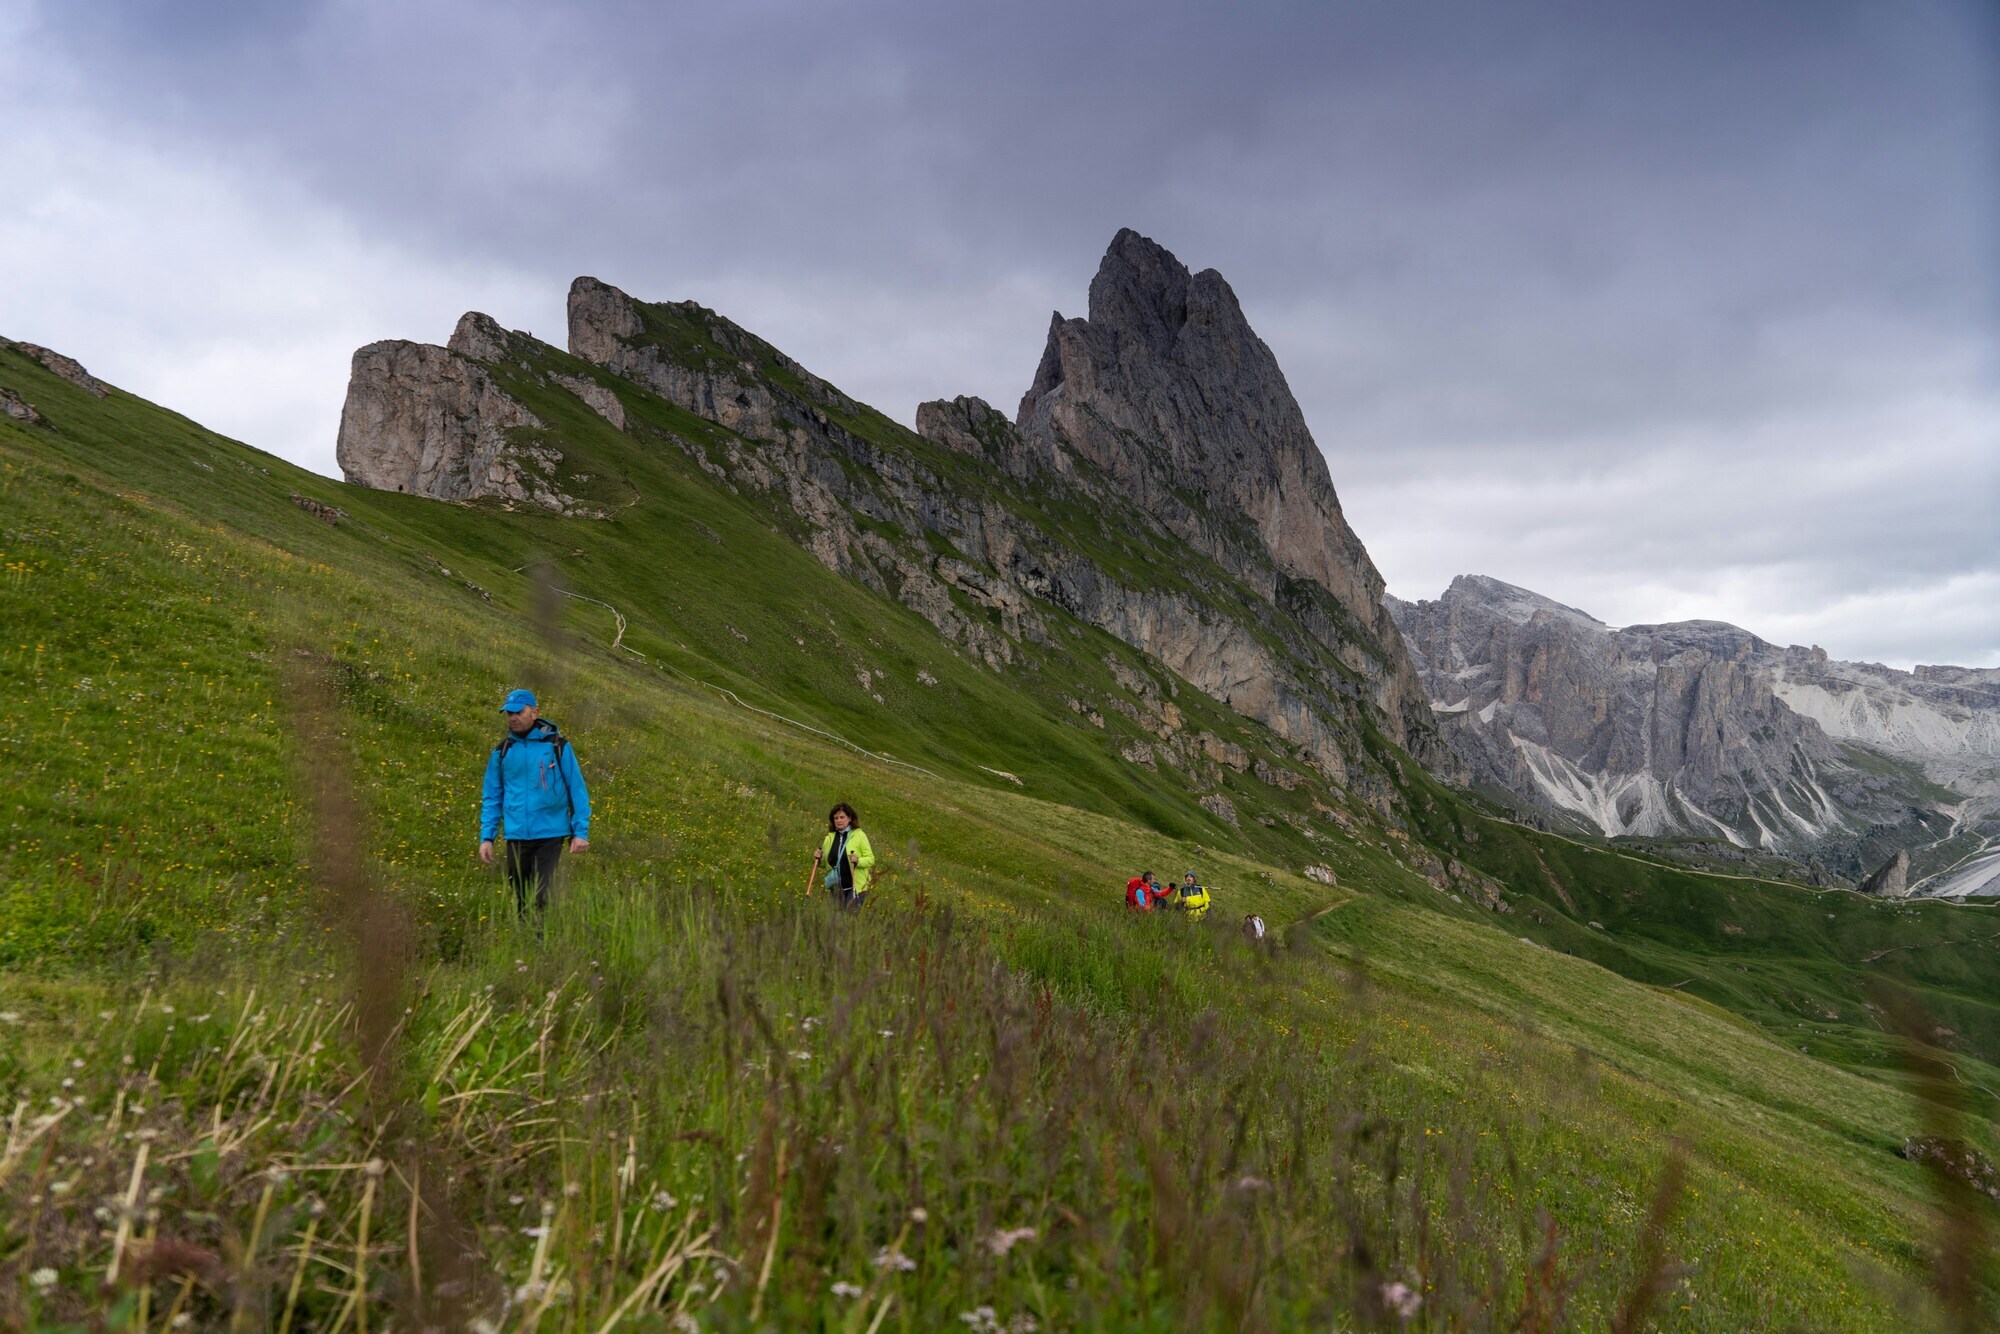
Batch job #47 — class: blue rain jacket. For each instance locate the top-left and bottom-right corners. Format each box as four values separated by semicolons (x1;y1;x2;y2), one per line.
480;719;591;842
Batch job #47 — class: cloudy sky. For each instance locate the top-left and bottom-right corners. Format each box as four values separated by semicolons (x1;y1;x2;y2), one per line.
4;0;1995;667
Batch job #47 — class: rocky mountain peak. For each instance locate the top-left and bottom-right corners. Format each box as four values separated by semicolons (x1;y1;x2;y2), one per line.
1012;229;1431;749
1434;574;1604;628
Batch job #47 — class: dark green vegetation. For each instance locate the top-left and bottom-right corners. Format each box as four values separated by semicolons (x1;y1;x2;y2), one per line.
3;338;1998;1327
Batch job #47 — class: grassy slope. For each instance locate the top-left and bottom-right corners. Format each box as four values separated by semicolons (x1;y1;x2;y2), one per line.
1;343;1995;1326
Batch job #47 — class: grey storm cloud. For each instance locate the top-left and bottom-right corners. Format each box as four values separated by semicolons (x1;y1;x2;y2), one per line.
5;0;1997;666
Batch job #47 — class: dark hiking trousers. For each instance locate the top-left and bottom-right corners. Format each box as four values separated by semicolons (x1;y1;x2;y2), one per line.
831;887;867;912
505;836;565;917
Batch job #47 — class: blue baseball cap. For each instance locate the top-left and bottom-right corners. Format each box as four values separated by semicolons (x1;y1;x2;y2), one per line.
500;688;537;713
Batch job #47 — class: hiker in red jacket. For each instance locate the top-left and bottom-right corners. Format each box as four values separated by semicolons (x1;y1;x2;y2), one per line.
1126;871;1166;910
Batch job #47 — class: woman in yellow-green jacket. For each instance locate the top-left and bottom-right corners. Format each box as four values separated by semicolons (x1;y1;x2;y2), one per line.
1176;871;1212;920
820;802;876;911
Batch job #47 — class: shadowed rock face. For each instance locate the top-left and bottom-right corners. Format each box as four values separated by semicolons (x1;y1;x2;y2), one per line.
1018;233;1410;648
1011;229;1431;748
1860;849;1912;897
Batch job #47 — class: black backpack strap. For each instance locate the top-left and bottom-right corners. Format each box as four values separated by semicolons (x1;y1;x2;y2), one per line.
493;737;514;802
549;735;576;824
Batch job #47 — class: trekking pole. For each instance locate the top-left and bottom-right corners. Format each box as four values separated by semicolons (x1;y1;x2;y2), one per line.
803;849;822;899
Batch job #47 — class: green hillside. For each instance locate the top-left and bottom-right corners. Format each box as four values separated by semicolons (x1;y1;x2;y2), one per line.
2;338;1997;1327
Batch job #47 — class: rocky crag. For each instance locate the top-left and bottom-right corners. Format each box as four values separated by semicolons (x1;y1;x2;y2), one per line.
1388;575;2000;885
334;314;607;516
336;231;1445;809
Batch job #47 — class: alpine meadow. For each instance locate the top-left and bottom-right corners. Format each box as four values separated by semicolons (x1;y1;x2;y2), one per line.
2;229;1997;1332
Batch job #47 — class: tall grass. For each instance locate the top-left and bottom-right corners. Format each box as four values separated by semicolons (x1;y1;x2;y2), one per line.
7;861;1712;1329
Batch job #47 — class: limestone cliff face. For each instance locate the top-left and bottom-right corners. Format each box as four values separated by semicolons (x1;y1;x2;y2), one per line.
1014;230;1430;747
1388;575;1993;877
335;315;616;515
336;339;552;506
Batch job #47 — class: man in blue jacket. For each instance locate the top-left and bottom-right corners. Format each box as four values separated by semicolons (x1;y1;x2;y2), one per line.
478;689;591;918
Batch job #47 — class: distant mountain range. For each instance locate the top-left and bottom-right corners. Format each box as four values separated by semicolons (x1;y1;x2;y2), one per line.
1388;575;2000;894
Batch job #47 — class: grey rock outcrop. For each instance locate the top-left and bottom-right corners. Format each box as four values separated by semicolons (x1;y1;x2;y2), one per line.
448;311;512;364
914;395;1018;462
335;339;582;512
552;373;626;430
11;342;108;397
1;387;41;424
1860;849;1911;898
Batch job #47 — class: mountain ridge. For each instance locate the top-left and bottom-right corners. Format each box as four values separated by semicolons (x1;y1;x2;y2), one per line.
334;230;1453;810
1388;574;2000;893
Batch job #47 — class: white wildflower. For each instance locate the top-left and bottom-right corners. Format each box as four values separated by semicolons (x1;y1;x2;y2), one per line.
651;1190;677;1213
872;1246;917;1272
909;1206;928;1223
671;1315;699;1333
1008;1317;1040;1334
790;1050;811;1062
878;1029;894;1038
831;1280;864;1298
986;1226;1037;1257
29;1267;58;1290
1381;1280;1421;1319
522;1227;548;1238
